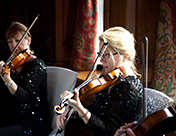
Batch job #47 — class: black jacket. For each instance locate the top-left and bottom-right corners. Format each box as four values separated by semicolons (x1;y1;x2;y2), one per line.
86;76;143;136
0;58;51;136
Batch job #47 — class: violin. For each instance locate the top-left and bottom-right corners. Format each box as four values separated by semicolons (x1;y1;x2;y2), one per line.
133;104;176;136
54;69;123;134
54;68;122;114
1;49;34;75
117;103;176;136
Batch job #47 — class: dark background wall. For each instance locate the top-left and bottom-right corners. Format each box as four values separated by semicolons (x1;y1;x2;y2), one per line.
0;0;55;64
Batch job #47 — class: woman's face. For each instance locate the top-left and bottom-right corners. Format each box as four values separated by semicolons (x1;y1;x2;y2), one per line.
7;31;31;55
99;41;125;74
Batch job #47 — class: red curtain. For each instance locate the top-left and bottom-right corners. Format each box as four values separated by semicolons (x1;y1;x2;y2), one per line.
151;0;176;100
70;0;98;71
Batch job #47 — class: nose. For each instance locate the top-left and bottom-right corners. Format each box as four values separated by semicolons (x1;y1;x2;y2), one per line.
100;56;106;64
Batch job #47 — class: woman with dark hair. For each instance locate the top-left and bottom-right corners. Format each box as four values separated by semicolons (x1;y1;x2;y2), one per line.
0;22;51;136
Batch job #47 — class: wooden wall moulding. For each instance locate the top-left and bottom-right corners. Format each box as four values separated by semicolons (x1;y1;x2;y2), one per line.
54;0;78;68
104;0;160;87
104;0;136;34
0;0;55;66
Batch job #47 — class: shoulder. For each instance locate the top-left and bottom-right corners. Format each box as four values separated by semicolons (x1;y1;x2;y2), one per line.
124;76;143;95
24;58;47;75
125;76;142;84
125;76;143;89
112;76;143;94
31;58;47;69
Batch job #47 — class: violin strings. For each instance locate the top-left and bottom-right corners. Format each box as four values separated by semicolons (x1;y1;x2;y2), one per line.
76;78;93;91
59;78;93;108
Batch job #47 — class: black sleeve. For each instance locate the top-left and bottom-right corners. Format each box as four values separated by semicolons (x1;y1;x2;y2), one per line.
85;78;143;135
13;59;47;103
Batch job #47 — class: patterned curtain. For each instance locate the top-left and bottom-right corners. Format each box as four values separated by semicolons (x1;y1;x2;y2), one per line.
151;0;176;100
70;0;99;71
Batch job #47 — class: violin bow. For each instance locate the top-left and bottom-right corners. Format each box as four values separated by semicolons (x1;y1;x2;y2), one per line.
5;14;39;65
141;37;148;119
116;37;149;136
55;39;109;135
85;38;108;80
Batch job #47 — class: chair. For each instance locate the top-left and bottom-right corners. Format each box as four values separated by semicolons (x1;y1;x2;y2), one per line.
144;88;174;117
47;66;78;136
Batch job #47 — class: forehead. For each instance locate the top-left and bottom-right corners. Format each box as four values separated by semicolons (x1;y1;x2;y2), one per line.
99;40;118;53
7;31;23;40
99;41;109;52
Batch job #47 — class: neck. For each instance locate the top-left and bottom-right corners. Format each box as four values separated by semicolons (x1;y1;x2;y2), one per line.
119;64;135;78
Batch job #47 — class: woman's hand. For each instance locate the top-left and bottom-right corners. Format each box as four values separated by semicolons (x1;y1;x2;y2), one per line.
0;61;4;71
126;128;136;136
60;89;91;124
67;89;82;110
0;61;17;95
0;61;6;76
56;108;69;130
0;61;11;81
114;121;137;136
60;89;83;111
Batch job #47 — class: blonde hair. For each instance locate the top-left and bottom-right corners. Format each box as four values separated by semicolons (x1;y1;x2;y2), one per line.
99;26;141;78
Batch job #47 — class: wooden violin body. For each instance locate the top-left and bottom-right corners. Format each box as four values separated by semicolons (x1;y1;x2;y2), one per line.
55;68;122;113
9;49;33;71
132;104;176;136
2;49;33;75
80;69;122;101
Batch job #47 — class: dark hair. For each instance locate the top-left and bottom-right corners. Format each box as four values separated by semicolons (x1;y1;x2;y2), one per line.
6;22;32;39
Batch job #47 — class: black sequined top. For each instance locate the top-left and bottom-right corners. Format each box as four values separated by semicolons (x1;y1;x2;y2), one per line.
0;58;51;135
85;76;143;136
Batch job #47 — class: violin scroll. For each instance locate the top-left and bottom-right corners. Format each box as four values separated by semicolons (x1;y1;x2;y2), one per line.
54;105;66;115
54;92;74;115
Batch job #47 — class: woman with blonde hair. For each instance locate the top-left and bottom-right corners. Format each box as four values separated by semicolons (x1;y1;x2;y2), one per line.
57;26;143;136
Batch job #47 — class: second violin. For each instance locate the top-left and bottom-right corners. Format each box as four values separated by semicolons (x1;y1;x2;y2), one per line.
54;68;122;113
